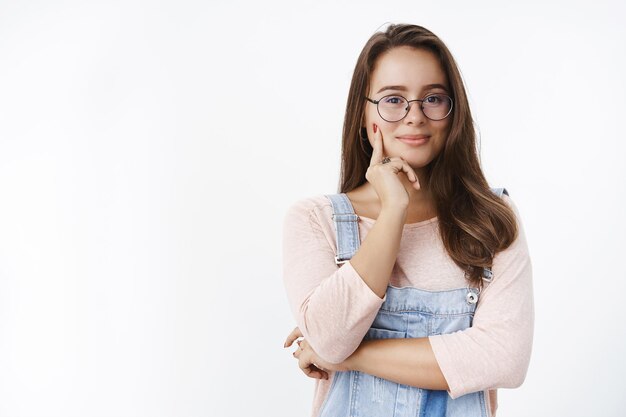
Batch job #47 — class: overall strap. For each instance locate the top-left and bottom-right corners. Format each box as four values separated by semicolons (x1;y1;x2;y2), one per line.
482;187;510;282
489;187;509;198
324;193;361;265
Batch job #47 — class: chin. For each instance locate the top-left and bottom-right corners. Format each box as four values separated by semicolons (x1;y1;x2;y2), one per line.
404;155;433;169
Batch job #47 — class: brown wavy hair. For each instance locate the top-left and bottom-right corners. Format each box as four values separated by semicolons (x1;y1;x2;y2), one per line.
338;23;518;288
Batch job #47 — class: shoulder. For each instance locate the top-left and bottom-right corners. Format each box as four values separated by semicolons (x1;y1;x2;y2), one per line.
283;193;334;228
499;191;524;225
493;189;530;255
282;194;339;249
491;188;521;218
499;190;513;205
500;191;515;210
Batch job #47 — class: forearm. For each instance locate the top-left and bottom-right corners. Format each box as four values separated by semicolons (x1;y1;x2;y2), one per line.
346;337;449;391
349;205;407;298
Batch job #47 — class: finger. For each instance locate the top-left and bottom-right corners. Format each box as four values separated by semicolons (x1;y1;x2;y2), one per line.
308;364;329;380
390;160;420;189
284;326;303;348
298;354;327;380
292;344;329;380
375;158;405;173
369;124;385;167
292;342;302;357
303;367;324;379
399;161;421;189
378;157;420;188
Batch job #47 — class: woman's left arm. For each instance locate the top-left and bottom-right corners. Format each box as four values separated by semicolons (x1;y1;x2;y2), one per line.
288;329;448;390
426;195;534;399
346;337;449;390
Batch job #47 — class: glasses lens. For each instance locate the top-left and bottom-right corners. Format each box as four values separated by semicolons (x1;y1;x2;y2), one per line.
422;94;452;120
377;95;409;122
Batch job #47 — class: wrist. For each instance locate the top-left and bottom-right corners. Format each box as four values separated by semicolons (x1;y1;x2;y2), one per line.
378;206;408;224
380;203;408;213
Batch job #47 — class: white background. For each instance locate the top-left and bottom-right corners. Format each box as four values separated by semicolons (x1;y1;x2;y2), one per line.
0;1;624;416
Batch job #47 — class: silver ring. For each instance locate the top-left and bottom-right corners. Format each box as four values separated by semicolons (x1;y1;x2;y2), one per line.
381;157;391;164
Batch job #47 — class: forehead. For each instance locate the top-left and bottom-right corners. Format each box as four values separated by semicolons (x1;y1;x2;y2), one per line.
370;46;447;93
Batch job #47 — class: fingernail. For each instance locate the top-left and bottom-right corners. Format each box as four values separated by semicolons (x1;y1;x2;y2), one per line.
373;124;377;133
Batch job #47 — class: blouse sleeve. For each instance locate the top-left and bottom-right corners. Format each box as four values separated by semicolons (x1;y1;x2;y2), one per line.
282;197;386;364
428;194;535;399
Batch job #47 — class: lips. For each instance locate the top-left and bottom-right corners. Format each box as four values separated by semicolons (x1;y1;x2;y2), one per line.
396;135;430;140
396;135;430;146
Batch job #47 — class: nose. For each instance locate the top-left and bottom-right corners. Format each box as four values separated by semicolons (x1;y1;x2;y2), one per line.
404;100;427;125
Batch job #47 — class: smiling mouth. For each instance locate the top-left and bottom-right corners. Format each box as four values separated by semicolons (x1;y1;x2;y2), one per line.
397;136;430;146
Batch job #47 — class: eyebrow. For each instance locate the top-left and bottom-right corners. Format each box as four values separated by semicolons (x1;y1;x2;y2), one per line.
376;83;449;94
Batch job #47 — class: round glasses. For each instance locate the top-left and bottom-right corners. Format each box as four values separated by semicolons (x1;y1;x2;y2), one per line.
365;93;454;122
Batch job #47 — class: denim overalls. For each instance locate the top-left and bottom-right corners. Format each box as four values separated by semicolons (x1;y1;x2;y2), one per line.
318;187;508;417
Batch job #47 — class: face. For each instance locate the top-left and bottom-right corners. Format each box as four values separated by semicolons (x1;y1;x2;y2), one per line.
363;46;452;169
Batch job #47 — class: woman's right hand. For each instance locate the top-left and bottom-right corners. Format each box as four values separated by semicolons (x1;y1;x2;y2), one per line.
365;123;421;209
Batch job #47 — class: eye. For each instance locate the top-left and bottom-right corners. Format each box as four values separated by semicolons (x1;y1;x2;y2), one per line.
425;94;443;104
382;95;405;105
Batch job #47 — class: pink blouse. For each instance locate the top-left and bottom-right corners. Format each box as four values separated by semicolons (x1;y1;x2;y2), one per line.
282;192;534;417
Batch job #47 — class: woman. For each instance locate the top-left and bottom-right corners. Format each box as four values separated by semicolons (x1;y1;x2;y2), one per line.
282;23;533;417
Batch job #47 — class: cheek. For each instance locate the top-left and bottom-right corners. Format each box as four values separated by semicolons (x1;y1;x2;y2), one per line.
363;110;373;128
438;120;452;136
431;133;448;155
366;107;386;125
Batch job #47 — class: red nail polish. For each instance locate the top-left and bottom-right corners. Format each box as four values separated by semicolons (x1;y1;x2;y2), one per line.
373;124;377;133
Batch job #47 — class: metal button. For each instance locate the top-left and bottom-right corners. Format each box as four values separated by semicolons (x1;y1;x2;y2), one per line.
466;291;478;304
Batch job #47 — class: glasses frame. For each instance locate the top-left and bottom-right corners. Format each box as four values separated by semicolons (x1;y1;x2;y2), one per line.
364;93;454;122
